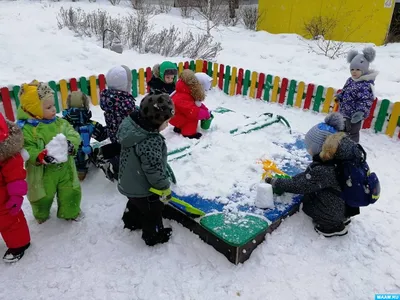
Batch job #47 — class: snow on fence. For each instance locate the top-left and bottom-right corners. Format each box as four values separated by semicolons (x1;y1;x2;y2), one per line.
1;59;399;139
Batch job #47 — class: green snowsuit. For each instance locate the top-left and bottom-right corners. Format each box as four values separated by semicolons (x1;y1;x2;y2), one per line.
17;108;82;222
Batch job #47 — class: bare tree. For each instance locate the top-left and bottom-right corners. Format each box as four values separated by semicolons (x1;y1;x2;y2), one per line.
301;1;374;59
239;5;265;30
192;0;225;35
175;0;193;18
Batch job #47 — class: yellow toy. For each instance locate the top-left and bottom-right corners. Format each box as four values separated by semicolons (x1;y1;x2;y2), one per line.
258;159;287;180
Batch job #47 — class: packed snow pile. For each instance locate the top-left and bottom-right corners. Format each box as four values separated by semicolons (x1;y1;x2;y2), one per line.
45;133;68;163
255;182;275;209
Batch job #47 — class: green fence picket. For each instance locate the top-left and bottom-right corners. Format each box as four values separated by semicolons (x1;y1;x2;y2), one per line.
242;70;251;96
131;69;138;97
263;74;273;101
313;85;325;112
207;62;213;77
12;86;21;108
189;60;195;71
286;79;297;106
223;65;231;94
374;99;390;133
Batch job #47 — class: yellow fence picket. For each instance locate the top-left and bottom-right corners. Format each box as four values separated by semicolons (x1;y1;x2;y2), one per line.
89;76;98;105
59;79;69;109
295;81;305;108
271;76;280;102
322;87;335;113
138;68;145;95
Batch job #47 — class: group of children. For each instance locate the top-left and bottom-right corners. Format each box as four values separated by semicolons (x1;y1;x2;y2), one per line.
0;47;379;263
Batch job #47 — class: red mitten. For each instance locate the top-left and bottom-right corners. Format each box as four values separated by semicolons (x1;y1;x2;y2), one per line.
37;149;56;164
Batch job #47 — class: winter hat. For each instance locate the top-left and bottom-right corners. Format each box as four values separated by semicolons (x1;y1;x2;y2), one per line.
105;65;132;93
140;93;175;126
159;61;178;83
0;113;9;142
347;47;376;75
195;72;212;91
19;80;55;119
304;113;345;156
67;91;90;110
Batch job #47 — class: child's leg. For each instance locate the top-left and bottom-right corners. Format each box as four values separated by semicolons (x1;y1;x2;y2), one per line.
56;166;82;220
0;210;31;249
122;198;143;230
344;118;362;143
30;171;58;222
131;195;171;246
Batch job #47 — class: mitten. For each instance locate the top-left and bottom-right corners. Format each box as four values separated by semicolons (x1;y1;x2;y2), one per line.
198;108;211;120
37;149;56;164
159;188;172;203
351;111;364;124
67;140;75;155
5;196;24;216
265;174;291;196
334;91;342;102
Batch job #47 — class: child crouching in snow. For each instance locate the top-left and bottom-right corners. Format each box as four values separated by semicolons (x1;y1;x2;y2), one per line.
17;80;82;224
264;113;362;237
0;113;31;263
62;91;108;181
335;47;378;143
169;69;211;139
147;61;178;95
99;65;136;182
117;93;175;246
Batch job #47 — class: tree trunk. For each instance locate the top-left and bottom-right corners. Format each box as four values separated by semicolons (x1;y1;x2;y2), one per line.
228;0;235;19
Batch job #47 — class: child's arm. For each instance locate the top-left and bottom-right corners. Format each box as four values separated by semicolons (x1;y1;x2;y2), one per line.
90;120;108;142
22;127;45;165
136;135;170;191
270;165;337;195
355;84;375;119
2;154;28;215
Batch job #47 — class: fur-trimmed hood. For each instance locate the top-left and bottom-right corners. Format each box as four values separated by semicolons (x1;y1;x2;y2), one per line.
320;132;362;162
0;120;24;162
175;69;205;101
153;64;161;79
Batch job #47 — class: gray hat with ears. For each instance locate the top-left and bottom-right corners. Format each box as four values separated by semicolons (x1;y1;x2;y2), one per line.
347;47;376;75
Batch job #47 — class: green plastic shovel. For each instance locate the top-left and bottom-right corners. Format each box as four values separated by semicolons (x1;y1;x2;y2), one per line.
149;188;205;217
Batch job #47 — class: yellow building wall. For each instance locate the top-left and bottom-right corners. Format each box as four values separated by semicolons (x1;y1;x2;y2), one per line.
258;0;395;45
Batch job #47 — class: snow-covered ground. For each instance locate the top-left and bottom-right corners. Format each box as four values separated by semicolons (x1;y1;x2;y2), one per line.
1;1;400;300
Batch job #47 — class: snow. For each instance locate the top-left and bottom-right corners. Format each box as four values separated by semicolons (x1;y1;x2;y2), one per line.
45;133;68;163
1;1;400;300
254;183;274;209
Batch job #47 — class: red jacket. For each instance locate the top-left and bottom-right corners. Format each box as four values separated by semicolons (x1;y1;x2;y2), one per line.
169;80;201;136
0;154;26;216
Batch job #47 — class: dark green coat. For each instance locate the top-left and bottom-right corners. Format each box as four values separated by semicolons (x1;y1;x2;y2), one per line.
117;114;170;198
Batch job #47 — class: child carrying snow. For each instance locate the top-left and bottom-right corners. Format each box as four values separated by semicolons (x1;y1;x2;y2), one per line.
147;61;178;95
62;91;108;181
0;113;31;263
169;69;211;139
335;47;378;143
117;93;175;246
264;113;362;237
99;65;136;181
17;80;82;224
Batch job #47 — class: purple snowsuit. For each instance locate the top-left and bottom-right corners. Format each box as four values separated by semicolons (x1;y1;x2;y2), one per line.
100;89;136;143
336;72;377;120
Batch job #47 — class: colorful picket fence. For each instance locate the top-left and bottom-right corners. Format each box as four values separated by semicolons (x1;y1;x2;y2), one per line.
1;59;400;139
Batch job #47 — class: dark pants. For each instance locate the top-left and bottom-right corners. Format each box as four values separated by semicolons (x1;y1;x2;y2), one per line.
345;204;360;218
122;195;165;237
344;118;362;143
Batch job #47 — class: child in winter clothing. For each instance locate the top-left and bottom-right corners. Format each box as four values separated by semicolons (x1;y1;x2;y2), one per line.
62;91;108;181
335;47;378;143
264;113;363;237
169;69;211;139
17;80;82;224
118;93;175;246
147;61;178;95
0;113;31;263
99;65;136;181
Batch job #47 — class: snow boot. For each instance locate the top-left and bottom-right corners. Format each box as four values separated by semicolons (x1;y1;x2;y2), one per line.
173;127;181;133
142;227;172;246
3;243;30;263
344;217;351;226
184;133;202;139
122;201;143;231
314;223;348;237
